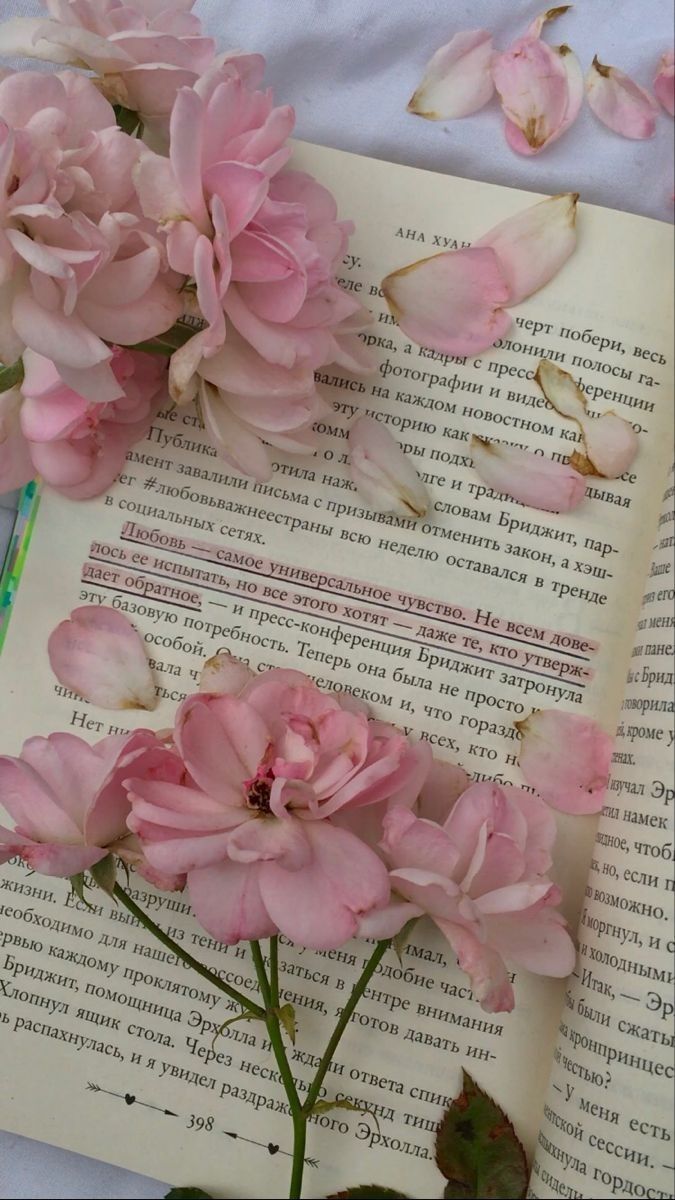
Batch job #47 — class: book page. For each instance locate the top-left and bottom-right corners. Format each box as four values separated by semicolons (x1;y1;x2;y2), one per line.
530;471;675;1200
0;143;672;1198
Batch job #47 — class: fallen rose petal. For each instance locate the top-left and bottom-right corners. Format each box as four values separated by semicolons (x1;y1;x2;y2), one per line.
493;25;570;154
516;709;613;813
526;5;572;38
476;193;578;306
504;42;583;156
382;246;511;357
348;415;429;518
407;30;494;120
48;606;157;711
199;652;255;696
654;50;675;116
535;360;639;477
586;56;657;138
470;436;586;513
569;412;639;478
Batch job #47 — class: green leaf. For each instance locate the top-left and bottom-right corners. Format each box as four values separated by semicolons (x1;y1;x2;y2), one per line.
273;1002;296;1045
164;1189;213;1199
211;1009;264;1049
113;103;144;138
327;1187;409;1198
68;873;94;909
435;1069;528;1200
90;855;117;898
392;917;419;963
0;358;24;393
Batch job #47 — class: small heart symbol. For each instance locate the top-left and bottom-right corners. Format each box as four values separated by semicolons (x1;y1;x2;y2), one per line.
124;1094;135;1106
267;1143;279;1156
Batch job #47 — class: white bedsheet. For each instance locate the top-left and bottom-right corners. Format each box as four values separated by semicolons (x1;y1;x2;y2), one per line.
0;1;672;1195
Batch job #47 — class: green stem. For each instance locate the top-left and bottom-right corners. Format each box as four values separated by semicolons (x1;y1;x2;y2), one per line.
112;884;264;1018
302;939;391;1116
249;941;306;1199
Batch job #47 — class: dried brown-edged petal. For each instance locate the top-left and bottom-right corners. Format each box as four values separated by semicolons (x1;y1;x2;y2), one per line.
408;30;495;120
470;435;586;513
48;606;157;711
535;359;639;477
516;709;613;814
586;56;658;139
349;416;430;518
477;193;578;306
535;359;586;420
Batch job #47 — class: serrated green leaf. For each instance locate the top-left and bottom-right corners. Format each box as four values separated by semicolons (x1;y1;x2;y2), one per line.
68;873;94;909
392;917;419;963
274;1002;296;1044
327;1187;409;1198
164;1189;213;1199
90;855;117;898
435;1069;528;1200
0;359;24;393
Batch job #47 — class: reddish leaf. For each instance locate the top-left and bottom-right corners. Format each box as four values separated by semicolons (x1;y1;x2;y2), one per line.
436;1070;527;1199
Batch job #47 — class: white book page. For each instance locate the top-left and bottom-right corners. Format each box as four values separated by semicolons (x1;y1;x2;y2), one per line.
530;470;675;1200
0;143;672;1197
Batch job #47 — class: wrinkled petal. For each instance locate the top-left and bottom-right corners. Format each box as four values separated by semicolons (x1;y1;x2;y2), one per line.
470;436;586;513
417;758;471;824
654;50;675;116
227;815;311;869
188;860;277;944
381;807;461;876
476;193;578;306
348;415;429;518
493;33;569;154
18;841;108;877
358;899;422;939
504;43;583;156
586;57;657;139
516;708;613;813
259;822;391;950
535;360;639;478
48;605;157;711
199;652;255;695
200;380;272;482
408;30;494;120
435;918;515;1012
382;246;511;357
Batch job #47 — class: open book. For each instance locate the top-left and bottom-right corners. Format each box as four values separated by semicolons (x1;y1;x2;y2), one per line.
0;142;673;1200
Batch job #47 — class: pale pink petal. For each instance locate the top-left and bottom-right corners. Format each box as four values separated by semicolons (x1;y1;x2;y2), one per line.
654;50;675;116
200;380;273;482
516;708;613;813
586;57;657;139
201;326;315;398
569;412;639;479
188;860;277;944
174;693;269;795
0;755;82;842
76;278;182;347
169;86;209;229
442;781;526;881
417;758;470;824
471;436;586;513
348;415;429;519
487;906;576;976
357;900;423;939
258;822;391;950
47;605;157;711
435;918;515;1012
80;247;161;308
493;35;569;154
408;30;494;120
504;43;583;155
227;816;311;870
381;807;461;876
12;291;111;370
0;17;77;64
389;866;462;922
382;246;511;357
19;841;108;877
476;193;578;306
476;880;552;915
199;652;255;695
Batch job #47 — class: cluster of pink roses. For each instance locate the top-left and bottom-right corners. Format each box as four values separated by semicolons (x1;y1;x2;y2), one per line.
0;659;575;1013
0;0;371;497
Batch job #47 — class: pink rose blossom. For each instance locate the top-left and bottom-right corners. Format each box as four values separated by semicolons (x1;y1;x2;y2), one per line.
126;669;429;949
0;730;160;876
0;348;166;498
135;64;372;479
0;1;219;130
370;781;575;1012
0;69;181;399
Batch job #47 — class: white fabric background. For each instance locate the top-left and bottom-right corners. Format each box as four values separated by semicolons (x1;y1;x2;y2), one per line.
0;1;673;1196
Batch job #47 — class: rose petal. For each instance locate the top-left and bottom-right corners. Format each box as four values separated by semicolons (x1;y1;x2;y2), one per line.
503;40;583;156
654;50;675;116
535;360;639;477
382;246;511;357
569;412;639;479
586;56;657;139
407;30;494;120
199;653;255;696
476;193;578;306
470;436;586;513
516;708;613;813
200;380;273;482
48;605;157;711
493;33;569;154
348;415;429;519
188;860;277;944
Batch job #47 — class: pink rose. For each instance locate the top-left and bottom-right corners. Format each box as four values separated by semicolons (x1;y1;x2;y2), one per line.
2;348;167;499
127;669;429;949
373;781;575;1012
0;730;160;876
